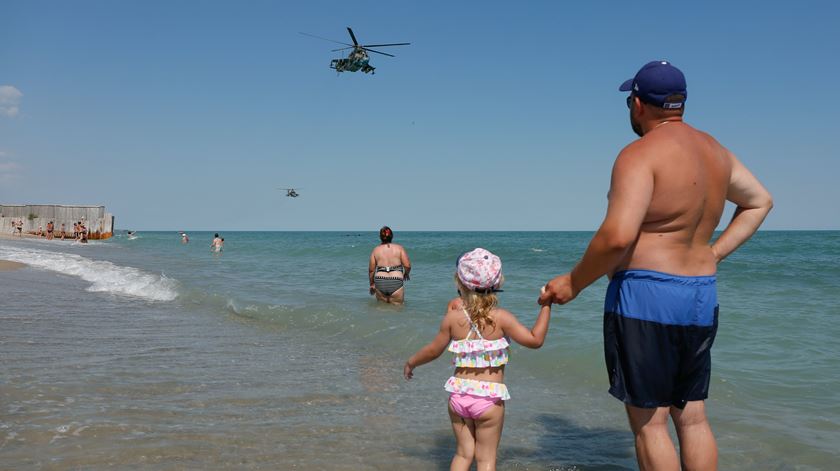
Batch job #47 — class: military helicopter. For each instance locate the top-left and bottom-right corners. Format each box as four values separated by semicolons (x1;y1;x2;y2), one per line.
300;27;409;74
279;188;300;198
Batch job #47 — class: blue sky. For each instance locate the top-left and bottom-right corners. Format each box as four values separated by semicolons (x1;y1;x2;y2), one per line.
1;1;838;230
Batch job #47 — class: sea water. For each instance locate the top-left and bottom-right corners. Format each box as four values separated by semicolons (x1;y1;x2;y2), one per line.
1;231;838;470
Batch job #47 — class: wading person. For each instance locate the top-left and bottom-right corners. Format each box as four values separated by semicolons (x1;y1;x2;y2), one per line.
539;61;773;471
368;226;411;303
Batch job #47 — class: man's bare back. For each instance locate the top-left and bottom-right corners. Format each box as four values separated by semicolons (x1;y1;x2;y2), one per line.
540;60;773;471
616;122;731;276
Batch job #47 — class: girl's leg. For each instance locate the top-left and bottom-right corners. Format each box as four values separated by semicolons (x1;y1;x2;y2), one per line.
448;402;476;471
474;401;504;471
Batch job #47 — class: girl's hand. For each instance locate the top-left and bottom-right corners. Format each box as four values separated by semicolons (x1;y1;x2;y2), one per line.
403;361;415;380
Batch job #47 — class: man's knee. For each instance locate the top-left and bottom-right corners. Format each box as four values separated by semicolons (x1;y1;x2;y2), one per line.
626;405;670;435
671;401;709;429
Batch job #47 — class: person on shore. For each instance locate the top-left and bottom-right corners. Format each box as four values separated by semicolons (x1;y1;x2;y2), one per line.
46;221;54;240
539;61;773;471
36;225;43;237
211;233;223;252
405;248;553;471
60;223;66;240
16;219;22;236
368;226;411;303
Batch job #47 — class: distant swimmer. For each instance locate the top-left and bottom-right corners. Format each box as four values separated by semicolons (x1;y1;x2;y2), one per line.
368;226;411;304
211;233;223;253
180;232;189;244
127;230;138;240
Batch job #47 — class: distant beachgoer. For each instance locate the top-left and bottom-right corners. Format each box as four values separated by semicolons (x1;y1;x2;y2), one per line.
539;61;773;470
405;248;553;471
16;219;23;236
46;221;54;240
36;225;43;237
181;232;189;244
60;223;66;240
211;233;223;252
220;238;224;250
368;226;411;303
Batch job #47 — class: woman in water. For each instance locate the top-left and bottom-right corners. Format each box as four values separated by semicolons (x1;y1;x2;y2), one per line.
404;248;553;471
368;226;411;303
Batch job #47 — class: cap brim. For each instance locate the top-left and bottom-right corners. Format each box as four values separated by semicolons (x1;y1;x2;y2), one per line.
619;79;634;92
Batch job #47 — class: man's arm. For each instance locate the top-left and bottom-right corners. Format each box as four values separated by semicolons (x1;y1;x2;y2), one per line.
539;146;653;304
711;151;773;262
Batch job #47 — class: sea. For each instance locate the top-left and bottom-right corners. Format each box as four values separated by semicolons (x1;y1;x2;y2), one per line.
1;231;838;470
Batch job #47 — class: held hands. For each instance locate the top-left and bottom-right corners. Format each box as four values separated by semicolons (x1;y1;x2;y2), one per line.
403;361;415;380
538;273;579;305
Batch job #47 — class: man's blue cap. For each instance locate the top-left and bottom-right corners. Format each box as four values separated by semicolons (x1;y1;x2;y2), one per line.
619;60;687;109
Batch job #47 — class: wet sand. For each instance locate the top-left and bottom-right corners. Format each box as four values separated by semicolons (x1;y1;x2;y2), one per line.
0;260;26;271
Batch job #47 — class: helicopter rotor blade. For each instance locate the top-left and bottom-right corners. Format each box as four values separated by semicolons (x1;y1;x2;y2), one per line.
346;27;359;46
361;43;411;48
331;46;355;52
362;47;395;57
298;32;354;47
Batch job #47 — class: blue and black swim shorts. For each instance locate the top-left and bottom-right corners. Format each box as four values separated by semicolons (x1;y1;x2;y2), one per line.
603;270;718;409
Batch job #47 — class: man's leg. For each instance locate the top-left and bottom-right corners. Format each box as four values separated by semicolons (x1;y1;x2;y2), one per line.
670;401;717;471
626;405;679;471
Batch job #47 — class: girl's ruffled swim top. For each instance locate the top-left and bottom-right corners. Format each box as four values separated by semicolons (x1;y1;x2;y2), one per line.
447;309;510;368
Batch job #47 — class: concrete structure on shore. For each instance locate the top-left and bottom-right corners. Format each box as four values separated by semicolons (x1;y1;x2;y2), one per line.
0;205;115;239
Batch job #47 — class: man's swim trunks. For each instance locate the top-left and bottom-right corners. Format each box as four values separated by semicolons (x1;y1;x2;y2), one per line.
603;269;718;409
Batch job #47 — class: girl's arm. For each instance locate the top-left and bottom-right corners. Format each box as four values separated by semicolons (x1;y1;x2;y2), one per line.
500;303;552;349
404;314;451;380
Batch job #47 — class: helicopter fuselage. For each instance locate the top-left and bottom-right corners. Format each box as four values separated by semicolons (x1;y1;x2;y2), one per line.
330;48;375;74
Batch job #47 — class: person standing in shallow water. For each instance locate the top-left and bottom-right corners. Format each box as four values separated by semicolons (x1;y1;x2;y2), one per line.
368;226;411;304
539;61;773;471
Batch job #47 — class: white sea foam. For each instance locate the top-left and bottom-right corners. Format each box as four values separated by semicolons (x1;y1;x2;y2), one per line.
0;245;178;301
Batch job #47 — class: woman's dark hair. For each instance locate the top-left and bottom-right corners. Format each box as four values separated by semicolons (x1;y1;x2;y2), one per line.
379;226;393;244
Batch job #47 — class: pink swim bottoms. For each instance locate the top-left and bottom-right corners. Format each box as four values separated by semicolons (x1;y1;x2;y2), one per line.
449;393;502;419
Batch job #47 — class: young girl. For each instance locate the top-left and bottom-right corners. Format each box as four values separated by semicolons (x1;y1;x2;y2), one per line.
404;248;552;471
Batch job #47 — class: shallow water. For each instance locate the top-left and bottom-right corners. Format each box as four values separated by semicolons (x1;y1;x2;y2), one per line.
1;231;838;469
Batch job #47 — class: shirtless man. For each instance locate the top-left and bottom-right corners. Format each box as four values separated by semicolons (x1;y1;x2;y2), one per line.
46;221;54;240
539;61;773;471
368;226;411;303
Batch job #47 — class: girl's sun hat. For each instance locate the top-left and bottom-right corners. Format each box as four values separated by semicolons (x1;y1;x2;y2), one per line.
456;248;503;293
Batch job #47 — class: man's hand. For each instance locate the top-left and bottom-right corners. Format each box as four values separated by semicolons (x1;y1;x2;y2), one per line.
403;361;415;380
538;273;579;305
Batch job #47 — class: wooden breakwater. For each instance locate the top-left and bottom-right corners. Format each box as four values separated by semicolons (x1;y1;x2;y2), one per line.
0;204;115;239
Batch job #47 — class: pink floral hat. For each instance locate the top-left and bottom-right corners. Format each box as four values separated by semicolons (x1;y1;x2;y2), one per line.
456;248;503;293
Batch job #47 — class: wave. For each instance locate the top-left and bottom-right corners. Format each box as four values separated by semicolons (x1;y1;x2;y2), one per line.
0;245;178;302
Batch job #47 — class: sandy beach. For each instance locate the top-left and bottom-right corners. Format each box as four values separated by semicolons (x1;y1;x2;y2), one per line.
0;259;26;271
